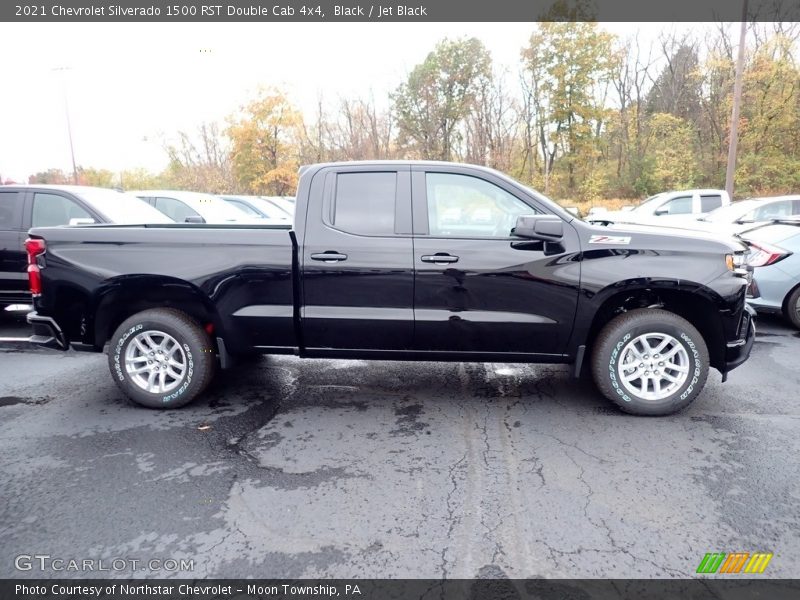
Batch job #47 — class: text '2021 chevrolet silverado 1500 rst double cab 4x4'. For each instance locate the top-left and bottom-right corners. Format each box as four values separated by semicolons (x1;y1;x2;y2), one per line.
24;161;755;415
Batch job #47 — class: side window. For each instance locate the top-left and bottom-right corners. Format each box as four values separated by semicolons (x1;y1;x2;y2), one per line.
0;191;22;230
155;197;200;222
700;194;723;212
753;201;791;221
332;172;396;235
426;172;538;238
659;196;693;215
32;193;92;227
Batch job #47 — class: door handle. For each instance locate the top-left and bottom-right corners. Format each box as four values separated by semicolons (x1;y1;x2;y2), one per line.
421;253;459;264
311;252;348;263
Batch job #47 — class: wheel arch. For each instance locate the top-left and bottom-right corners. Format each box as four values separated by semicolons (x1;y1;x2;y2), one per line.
91;275;221;349
581;281;727;372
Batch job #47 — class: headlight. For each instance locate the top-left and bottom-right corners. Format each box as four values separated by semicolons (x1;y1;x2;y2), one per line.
725;252;747;271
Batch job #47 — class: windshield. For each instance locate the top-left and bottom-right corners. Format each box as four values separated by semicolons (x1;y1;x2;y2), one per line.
250;198;292;220
254;198;294;219
263;196;296;214
75;189;173;224
702;200;759;223
632;193;666;213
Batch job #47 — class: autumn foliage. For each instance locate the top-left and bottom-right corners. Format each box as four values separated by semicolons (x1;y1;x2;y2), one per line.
19;23;800;204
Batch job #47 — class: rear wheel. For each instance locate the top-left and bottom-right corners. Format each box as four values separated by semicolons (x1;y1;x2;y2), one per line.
108;308;216;408
784;286;800;330
591;309;709;416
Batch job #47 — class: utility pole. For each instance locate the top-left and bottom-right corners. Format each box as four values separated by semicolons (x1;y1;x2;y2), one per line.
52;66;79;184
725;0;749;200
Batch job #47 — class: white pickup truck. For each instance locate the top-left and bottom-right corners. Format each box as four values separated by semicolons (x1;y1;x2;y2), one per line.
588;189;731;226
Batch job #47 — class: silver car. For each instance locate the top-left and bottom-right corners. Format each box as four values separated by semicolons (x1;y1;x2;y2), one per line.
697;195;800;233
742;218;800;329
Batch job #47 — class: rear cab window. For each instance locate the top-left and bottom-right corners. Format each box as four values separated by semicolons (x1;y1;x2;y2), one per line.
700;194;723;212
330;172;398;236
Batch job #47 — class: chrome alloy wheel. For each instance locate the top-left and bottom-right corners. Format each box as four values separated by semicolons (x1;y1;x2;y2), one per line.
124;330;187;394
617;333;690;401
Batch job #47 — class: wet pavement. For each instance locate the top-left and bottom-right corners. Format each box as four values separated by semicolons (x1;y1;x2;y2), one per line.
1;309;799;578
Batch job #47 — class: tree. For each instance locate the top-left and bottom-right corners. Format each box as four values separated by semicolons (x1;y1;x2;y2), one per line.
647;39;702;122
118;168;167;191
393;37;492;160
642;113;698;191
464;70;519;172
76;167;115;187
165;123;236;193
28;169;70;184
227;88;302;195
521;23;616;195
735;34;800;194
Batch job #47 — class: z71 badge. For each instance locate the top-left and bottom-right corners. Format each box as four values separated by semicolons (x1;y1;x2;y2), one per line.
589;235;632;245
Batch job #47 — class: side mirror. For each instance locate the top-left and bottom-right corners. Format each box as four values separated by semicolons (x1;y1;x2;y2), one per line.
184;215;205;224
513;215;564;241
653;207;669;216
69;217;96;226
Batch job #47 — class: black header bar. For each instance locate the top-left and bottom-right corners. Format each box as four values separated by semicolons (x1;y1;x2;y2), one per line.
3;0;799;22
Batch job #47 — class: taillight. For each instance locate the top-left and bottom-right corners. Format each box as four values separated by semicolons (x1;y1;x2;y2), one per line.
746;241;791;267
24;238;46;296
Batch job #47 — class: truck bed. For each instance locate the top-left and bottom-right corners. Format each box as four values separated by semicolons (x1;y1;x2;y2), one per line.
28;223;297;354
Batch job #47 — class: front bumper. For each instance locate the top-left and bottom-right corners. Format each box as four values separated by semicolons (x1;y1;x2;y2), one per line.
27;311;69;351
724;304;756;373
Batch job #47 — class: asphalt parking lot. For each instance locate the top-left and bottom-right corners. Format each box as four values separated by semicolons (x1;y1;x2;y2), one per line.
1;308;799;579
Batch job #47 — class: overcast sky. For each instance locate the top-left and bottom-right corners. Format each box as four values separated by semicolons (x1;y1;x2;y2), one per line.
0;22;685;182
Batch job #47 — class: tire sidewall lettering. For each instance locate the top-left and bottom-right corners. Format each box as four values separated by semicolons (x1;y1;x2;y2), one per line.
162;343;194;404
113;324;143;381
609;333;633;403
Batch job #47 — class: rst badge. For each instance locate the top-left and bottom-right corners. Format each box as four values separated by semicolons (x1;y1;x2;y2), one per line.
589;235;632;245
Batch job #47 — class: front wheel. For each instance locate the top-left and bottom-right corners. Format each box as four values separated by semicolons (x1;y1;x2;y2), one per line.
591;309;709;416
108;308;217;408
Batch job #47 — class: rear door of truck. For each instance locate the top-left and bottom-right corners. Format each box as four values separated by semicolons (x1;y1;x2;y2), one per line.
301;164;414;351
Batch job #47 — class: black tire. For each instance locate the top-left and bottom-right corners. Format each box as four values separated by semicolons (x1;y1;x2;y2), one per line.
108;308;216;409
591;309;709;416
784;286;800;330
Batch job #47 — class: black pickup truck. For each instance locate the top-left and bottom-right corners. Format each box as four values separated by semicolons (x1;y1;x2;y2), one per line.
24;161;755;415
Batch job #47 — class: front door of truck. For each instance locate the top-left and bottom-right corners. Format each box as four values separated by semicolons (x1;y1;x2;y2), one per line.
411;167;580;356
301;165;414;351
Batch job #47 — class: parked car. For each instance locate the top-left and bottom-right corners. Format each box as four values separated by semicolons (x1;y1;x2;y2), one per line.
264;196;296;215
740;218;800;329
693;196;800;233
130;190;264;224
0;185;171;309
219;195;292;223
588;189;730;226
25;161;754;416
